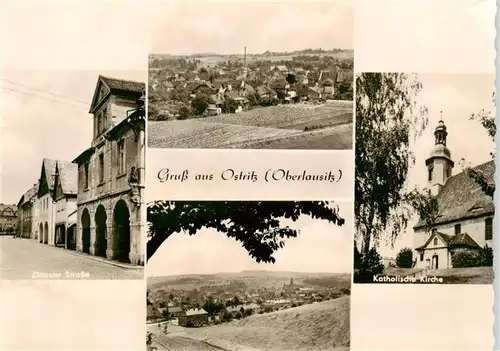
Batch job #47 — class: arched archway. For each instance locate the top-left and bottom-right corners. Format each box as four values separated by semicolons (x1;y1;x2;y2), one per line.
43;222;48;244
67;224;77;250
39;223;43;243
113;200;130;263
94;205;108;258
81;208;91;254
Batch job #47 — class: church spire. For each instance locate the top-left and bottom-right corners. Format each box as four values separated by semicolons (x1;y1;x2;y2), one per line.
425;111;454;195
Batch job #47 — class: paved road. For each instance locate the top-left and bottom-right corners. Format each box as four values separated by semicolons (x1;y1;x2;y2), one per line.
0;236;143;280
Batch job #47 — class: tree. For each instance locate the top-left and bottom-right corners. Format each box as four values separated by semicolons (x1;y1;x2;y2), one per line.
178;104;191;120
147;201;344;262
222;98;239;113
461;92;496;198
162;309;170;321
191;94;213;116
286;73;297;84
396;247;413;268
354;247;385;283
355;73;428;256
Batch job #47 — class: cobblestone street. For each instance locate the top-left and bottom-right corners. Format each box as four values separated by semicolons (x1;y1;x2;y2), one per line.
0;236;143;279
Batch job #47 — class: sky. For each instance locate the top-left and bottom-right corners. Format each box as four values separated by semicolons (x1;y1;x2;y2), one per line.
0;69;146;205
0;0;147;205
148;1;353;55
147;200;353;277
377;73;495;257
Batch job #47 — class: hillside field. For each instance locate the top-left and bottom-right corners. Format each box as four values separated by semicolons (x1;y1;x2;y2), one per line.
148;102;353;149
157;297;350;351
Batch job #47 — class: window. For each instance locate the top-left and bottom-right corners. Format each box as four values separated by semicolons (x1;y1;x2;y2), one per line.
433;237;438;246
98;154;105;184
428;166;433;182
97;113;102;134
485;218;493;240
84;162;89;189
454;224;461;235
420;253;424;261
117;139;125;174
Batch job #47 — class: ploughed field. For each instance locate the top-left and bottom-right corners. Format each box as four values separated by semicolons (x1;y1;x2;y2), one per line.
176;297;350;351
148;102;353;149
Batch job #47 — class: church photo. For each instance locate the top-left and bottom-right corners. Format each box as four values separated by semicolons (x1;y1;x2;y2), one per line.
354;73;495;284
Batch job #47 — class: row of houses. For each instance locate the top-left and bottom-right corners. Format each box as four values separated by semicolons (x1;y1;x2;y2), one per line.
16;76;146;266
0;204;18;234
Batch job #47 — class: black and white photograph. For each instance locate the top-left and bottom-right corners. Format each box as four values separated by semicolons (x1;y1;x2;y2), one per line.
1;70;146;279
353;73;495;284
147;1;354;149
146;201;352;351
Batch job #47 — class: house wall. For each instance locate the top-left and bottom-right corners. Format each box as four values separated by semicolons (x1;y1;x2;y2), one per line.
75;103;145;265
414;236;451;269
55;197;77;225
37;193;55;245
414;214;494;269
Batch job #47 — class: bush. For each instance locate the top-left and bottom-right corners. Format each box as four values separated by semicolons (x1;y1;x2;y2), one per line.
451;250;479;268
396;247;413;268
453;246;494;267
354;244;384;283
478;245;494;266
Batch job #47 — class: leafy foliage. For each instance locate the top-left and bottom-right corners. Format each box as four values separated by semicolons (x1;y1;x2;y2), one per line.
355;73;428;254
191;93;214;115
396;247;413;268
403;188;439;233
147;201;345;261
451;246;494;268
462;91;496;198
354;242;384;283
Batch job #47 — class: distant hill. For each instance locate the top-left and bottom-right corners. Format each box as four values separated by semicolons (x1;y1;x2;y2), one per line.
179;296;350;351
148;271;350;290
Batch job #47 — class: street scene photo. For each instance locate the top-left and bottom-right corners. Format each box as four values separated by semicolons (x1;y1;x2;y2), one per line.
1;69;146;279
354;73;495;284
146;201;352;351
147;1;353;149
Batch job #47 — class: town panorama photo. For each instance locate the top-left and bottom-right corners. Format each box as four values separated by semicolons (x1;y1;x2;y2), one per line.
147;1;354;150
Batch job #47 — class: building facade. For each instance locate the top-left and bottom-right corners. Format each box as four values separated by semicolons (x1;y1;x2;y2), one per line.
36;159;71;246
413;119;495;269
178;309;209;327
17;184;38;239
0;204;18;235
53;162;78;249
73;75;145;266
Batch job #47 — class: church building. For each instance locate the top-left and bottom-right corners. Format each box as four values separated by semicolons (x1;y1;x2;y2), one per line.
73;75;145;266
413;119;494;270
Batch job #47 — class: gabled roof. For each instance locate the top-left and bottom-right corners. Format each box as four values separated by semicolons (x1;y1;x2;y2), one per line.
18;183;38;207
0;204;18;216
56;162;78;195
42;158;71;191
89;75;145;113
416;231;481;251
414;160;495;229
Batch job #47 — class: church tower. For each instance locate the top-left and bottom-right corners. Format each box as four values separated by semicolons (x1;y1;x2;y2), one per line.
425;115;454;196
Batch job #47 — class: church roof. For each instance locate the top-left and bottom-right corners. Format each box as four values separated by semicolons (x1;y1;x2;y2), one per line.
414;160;495;229
416;231;481;250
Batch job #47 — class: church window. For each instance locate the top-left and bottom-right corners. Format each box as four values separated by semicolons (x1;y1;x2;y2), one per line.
428;166;433;182
420;253;424;261
485;218;493;240
433;237;438;246
454;224;461;235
